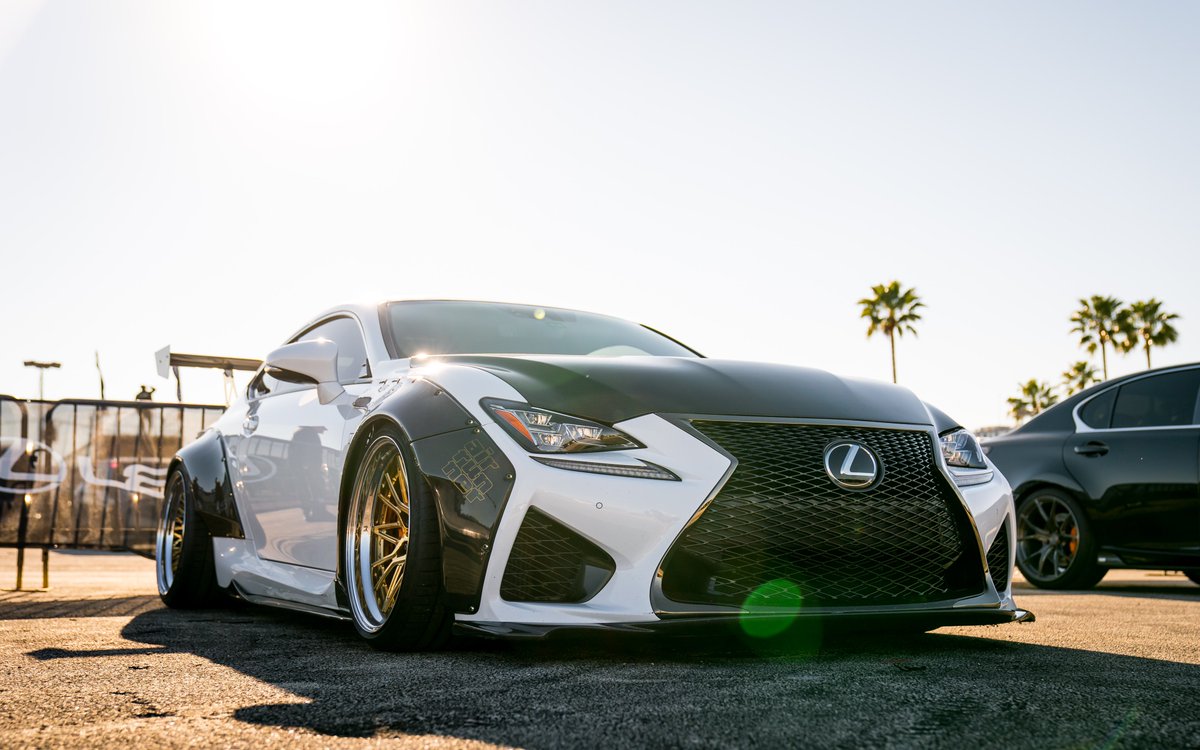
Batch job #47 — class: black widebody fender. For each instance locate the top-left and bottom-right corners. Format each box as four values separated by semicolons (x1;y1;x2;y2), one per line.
173;429;244;538
340;379;515;614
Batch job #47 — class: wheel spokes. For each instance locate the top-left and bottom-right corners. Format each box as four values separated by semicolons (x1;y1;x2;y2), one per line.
169;491;185;575
1019;496;1081;581
359;444;411;623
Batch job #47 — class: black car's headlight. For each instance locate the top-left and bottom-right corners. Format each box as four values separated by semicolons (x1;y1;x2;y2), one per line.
939;429;994;486
483;399;642;453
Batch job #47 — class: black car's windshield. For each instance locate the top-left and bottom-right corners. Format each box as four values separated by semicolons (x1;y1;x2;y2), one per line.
383;301;699;358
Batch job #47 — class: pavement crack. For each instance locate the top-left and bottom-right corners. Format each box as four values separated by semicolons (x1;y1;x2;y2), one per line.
109;690;175;719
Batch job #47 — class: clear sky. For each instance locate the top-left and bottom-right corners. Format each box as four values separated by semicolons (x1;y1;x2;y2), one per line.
1;1;1197;429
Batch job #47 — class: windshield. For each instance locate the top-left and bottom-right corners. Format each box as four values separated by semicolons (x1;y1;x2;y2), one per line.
382;301;699;358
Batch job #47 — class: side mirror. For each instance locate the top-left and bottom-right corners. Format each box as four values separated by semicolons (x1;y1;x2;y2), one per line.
264;340;345;405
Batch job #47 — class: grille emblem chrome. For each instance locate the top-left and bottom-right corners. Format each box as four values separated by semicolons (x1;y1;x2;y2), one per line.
823;441;882;490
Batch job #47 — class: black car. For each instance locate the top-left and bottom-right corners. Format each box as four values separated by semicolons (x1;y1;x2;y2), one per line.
984;363;1200;589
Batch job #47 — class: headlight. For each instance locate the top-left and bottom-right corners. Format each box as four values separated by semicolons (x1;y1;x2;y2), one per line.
483;399;641;453
939;429;994;487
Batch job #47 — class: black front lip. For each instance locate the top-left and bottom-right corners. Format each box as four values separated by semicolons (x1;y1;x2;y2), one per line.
454;608;1035;640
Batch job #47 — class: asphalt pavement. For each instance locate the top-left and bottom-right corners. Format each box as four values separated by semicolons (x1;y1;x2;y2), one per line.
1;549;1198;749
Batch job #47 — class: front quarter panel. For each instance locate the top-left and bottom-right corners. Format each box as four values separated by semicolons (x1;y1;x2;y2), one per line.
986;430;1083;502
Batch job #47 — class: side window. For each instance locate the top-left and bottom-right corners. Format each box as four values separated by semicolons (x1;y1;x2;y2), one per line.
1078;388;1116;429
1111;370;1200;429
297;317;371;384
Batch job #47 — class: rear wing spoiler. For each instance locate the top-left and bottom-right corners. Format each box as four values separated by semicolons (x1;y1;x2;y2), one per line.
155;346;263;403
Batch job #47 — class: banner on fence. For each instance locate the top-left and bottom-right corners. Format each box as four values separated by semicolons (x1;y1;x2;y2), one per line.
0;396;224;557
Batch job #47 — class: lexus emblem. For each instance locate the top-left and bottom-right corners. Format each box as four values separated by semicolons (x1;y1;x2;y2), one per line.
823;441;882;491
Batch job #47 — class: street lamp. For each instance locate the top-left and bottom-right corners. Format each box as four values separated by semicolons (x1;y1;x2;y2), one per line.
22;360;60;401
19;360;60;590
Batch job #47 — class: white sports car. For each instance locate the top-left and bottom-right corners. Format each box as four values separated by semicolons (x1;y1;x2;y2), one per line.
157;300;1029;649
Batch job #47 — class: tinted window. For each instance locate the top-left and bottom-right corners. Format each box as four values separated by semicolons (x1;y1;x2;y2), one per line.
384;301;698;358
297;317;370;383
1111;370;1200;429
1078;388;1116;429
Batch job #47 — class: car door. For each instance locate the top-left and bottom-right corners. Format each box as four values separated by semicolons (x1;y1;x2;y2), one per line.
1064;367;1200;555
229;315;373;571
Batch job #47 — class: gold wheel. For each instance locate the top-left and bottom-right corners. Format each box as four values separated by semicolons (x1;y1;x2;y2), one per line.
346;436;412;632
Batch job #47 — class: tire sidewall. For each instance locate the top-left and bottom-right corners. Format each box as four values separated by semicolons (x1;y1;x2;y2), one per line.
157;467;219;607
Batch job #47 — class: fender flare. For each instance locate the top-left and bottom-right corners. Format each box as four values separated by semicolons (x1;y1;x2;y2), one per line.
337;379;515;614
173;429;244;538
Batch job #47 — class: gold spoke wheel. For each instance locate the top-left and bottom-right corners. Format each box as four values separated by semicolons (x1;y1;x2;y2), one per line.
346;435;412;632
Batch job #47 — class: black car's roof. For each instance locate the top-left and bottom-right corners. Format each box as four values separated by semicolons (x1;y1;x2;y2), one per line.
1011;361;1200;435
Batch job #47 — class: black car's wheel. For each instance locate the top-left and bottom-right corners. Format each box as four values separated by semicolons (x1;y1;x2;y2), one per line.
343;426;449;651
156;469;223;607
1016;489;1106;590
1185;570;1200;586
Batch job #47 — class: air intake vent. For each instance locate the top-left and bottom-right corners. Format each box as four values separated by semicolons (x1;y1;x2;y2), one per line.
500;508;615;603
987;520;1010;593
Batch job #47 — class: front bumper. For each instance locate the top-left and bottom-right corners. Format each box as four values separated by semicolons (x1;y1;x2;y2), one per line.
420;369;1021;632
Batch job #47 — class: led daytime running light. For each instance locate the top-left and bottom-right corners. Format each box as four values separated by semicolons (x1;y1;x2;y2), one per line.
531;456;679;481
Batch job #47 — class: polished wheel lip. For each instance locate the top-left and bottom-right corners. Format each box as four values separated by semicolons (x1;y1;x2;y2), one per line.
1017;494;1080;581
345;435;411;634
156;473;185;596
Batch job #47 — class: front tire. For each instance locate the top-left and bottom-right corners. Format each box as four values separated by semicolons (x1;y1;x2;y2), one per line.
343;426;449;651
1016;488;1106;590
156;469;222;607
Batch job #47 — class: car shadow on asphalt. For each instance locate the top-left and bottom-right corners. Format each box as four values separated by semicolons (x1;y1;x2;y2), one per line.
22;601;1198;747
0;594;161;620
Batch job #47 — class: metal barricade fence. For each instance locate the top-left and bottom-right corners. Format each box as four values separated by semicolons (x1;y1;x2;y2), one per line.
0;396;224;574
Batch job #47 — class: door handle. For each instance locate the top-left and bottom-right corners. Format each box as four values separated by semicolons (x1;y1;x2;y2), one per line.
1074;441;1109;457
242;415;260;435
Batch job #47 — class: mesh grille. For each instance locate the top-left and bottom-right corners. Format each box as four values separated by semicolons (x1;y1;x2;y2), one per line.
500;509;615;603
987;520;1010;592
660;421;983;608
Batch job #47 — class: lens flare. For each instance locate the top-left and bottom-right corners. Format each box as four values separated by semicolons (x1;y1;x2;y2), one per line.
739;578;804;638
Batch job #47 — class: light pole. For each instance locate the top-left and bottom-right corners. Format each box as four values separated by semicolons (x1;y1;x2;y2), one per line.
23;360;60;401
20;360;60;590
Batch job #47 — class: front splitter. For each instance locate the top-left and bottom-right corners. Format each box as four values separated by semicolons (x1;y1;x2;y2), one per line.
454;607;1035;640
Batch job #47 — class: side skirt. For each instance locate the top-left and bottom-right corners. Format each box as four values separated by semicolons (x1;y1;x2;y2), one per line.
229;582;350;621
212;537;344;614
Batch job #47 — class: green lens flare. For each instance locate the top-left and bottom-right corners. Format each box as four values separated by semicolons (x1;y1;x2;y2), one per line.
740;578;803;638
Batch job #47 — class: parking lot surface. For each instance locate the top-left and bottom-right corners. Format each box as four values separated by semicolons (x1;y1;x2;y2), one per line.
1;549;1198;749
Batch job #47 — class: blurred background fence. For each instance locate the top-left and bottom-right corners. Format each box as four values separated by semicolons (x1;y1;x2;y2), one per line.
0;396;223;576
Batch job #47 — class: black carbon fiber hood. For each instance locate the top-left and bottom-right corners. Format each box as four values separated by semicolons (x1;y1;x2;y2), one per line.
426;355;935;426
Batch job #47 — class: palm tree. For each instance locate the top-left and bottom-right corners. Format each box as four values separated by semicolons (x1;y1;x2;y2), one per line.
1061;361;1099;395
1007;379;1060;423
1123;298;1180;369
859;281;924;384
1069;295;1128;380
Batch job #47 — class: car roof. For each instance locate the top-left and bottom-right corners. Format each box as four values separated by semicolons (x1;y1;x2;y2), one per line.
1012;361;1200;435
